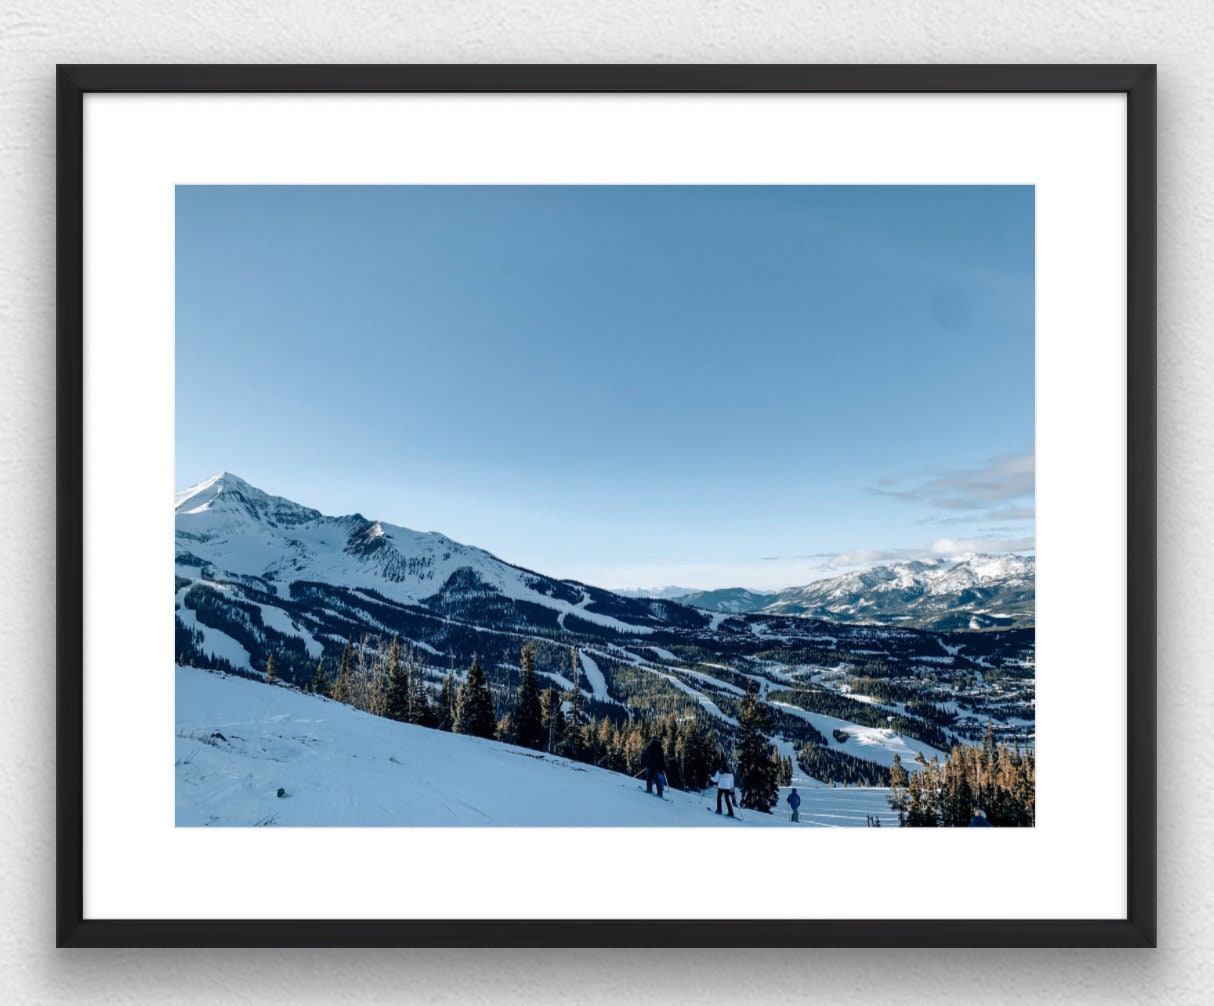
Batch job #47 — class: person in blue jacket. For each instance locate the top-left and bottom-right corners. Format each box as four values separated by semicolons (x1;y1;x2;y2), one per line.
969;807;992;827
786;788;802;823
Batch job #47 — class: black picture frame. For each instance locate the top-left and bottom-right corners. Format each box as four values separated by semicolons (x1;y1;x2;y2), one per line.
56;63;1157;949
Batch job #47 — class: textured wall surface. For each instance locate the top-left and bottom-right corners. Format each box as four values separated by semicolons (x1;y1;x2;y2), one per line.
1;3;1208;1002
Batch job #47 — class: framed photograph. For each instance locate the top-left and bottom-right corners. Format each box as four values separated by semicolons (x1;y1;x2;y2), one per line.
57;65;1156;948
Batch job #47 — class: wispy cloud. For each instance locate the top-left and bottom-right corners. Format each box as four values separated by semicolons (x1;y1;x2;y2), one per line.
917;506;1036;528
870;450;1035;518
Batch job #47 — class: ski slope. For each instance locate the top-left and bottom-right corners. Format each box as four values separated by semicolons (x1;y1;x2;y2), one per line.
176;666;898;827
770;700;949;768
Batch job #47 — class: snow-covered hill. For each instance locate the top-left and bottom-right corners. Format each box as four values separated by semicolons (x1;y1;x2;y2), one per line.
176;665;897;827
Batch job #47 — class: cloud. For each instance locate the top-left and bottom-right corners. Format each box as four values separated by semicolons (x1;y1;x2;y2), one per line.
870;450;1035;514
874;451;1034;526
926;535;1035;555
916;505;1036;527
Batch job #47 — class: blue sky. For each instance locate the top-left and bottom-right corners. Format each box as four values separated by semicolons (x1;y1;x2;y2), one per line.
176;185;1034;591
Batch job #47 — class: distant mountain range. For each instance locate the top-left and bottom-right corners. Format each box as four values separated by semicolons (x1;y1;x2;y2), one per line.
623;554;1034;632
615;586;700;600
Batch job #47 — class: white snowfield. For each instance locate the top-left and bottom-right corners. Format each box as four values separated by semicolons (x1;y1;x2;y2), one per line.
770;701;948;769
575;650;611;703
176;666;897;828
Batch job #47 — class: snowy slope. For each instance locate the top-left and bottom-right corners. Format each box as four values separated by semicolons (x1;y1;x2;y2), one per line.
176;666;898;827
769;701;948;768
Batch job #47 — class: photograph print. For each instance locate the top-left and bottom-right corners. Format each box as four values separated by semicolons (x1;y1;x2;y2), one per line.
174;184;1035;830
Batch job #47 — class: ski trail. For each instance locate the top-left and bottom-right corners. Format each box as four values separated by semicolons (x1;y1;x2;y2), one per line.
558;588;590;631
577;649;610;702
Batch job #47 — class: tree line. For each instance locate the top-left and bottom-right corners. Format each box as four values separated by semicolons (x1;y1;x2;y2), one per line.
263;635;794;813
886;722;1035;827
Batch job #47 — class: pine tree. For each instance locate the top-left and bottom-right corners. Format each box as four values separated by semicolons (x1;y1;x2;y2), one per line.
888;754;910;825
495;711;515;745
906;768;931;826
736;679;779;812
436;670;457;732
979;719;997;807
384;637;409;722
540;688;565;755
942;746;974;826
409;661;435;726
560;648;585;759
331;641;355;705
454;656;496;739
514;642;544;750
311;659;329;697
264;653;277;685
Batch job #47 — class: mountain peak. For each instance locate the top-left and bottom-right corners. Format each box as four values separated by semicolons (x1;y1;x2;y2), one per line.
174;472;321;526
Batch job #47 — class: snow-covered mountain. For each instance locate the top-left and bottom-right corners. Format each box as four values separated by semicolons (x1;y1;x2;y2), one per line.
763;554;1034;631
174;474;1035;816
673;586;779;613
176;473;713;679
178;472;594;614
614;586;698;600
676;555;1035;631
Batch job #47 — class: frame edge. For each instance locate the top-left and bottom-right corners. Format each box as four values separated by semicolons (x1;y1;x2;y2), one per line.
56;64;87;949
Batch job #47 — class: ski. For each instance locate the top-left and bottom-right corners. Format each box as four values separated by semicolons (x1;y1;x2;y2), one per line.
637;786;672;802
706;807;742;821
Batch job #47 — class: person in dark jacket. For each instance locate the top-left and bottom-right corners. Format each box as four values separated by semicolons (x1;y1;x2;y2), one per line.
643;735;667;797
786;787;801;823
969;807;992;827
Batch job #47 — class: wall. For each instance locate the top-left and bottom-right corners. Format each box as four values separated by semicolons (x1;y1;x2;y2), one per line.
1;3;1208;1002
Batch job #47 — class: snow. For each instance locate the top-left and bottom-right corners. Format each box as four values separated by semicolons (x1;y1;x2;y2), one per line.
538;671;575;691
647;646;678;661
176;474;656;640
769;701;948;769
577;650;610;702
254;603;323;658
175;607;252;670
677;668;745;695
644;671;739;725
178;665;831;827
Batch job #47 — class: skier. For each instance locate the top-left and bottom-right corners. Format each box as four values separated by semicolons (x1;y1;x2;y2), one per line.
969;807;992;827
710;763;735;817
643;735;667;797
786;787;801;823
